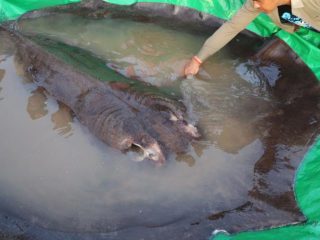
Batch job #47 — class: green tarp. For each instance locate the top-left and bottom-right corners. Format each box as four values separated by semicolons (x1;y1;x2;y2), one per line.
0;0;80;22
1;0;320;239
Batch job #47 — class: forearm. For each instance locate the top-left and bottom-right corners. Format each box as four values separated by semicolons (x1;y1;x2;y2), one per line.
197;0;260;62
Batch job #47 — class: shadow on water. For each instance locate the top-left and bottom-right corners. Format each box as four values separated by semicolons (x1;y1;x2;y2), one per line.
0;8;320;240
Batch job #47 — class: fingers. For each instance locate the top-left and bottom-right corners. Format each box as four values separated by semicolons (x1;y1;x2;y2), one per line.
184;58;200;76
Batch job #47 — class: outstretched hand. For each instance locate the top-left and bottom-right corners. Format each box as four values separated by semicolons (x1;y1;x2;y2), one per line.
184;56;202;77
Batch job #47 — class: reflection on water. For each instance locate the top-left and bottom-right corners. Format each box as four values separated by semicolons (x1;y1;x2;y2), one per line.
51;102;73;137
1;12;319;239
27;88;48;120
26;87;73;136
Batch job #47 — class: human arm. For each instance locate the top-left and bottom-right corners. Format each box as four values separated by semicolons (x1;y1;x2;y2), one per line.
185;0;261;76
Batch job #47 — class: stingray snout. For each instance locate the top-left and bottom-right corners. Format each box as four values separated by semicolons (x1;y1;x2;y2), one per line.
132;137;166;166
143;142;166;166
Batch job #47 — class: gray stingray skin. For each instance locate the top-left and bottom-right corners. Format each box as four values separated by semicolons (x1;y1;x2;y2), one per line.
10;30;199;165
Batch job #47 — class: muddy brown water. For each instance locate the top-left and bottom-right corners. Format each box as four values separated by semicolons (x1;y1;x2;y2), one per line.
0;13;320;240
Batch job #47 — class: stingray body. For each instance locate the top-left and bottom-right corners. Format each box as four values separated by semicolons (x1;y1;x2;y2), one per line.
7;29;199;165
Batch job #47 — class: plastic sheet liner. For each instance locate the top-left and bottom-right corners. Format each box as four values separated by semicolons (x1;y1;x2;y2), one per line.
1;0;320;239
212;138;320;240
0;0;80;22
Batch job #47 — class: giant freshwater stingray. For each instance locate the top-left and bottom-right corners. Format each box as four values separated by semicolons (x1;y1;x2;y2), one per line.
1;1;320;239
3;28;199;165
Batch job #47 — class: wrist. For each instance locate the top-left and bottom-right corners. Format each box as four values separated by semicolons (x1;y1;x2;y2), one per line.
192;56;202;65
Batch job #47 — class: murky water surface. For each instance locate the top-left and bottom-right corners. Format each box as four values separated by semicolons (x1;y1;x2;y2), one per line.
0;13;319;239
